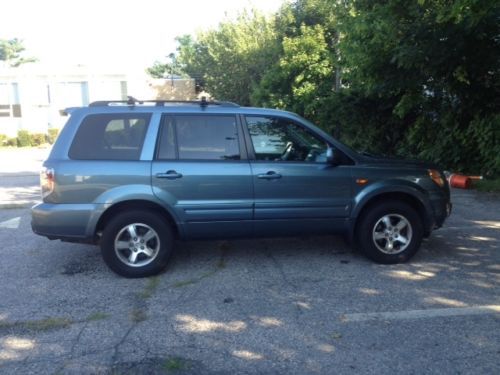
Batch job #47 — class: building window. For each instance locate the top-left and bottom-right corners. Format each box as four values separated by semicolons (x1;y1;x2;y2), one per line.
0;83;21;117
0;104;22;118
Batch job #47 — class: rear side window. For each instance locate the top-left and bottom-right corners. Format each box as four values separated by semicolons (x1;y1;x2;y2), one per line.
69;113;151;160
157;115;240;160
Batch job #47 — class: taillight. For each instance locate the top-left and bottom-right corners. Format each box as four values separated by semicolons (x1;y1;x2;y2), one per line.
428;169;445;188
40;167;55;198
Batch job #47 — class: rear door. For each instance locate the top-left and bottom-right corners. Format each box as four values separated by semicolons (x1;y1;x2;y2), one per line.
151;114;253;238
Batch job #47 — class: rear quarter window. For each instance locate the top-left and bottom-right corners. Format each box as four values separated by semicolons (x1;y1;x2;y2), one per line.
69;113;151;160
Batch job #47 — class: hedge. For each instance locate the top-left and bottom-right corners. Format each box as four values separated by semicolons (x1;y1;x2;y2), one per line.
0;129;60;147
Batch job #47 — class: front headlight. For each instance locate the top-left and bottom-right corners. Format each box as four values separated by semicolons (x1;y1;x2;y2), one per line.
428;169;445;187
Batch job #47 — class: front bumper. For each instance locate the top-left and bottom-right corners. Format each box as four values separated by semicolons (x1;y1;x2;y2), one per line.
430;194;452;230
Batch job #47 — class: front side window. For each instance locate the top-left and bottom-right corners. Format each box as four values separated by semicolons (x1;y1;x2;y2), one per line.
246;116;328;162
157;115;240;160
69;113;150;160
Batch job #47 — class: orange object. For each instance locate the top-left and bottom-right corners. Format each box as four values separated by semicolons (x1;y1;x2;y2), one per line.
356;178;369;185
449;174;471;189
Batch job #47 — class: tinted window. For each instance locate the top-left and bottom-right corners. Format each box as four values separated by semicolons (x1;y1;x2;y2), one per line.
69;113;150;160
157;115;240;160
246;116;328;162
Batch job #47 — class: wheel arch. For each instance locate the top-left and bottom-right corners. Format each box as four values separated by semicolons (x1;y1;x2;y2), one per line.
94;200;181;241
350;190;432;241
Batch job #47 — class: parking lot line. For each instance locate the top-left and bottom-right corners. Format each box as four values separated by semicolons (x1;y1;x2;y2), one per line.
341;305;500;322
0;217;21;229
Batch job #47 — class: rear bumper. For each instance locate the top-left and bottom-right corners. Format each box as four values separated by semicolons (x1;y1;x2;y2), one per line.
31;202;105;242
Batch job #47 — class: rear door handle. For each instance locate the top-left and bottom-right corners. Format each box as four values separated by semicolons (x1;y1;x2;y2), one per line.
257;171;282;180
155;170;183;179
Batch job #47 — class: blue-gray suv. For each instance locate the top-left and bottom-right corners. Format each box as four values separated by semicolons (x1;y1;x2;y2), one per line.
32;98;451;277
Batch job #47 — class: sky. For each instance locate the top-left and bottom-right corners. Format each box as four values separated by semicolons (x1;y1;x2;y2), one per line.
1;0;285;72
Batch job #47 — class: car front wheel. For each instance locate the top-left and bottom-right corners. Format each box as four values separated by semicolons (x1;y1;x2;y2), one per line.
356;201;423;264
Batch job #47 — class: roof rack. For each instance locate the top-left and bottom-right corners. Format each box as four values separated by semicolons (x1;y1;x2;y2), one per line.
89;96;240;108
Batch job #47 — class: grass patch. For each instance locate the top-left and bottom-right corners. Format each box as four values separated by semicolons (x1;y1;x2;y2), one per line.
139;276;161;299
171;249;228;288
172;279;198;288
172;269;219;288
474;178;500;193
86;312;109;322
163;357;188;372
330;332;343;339
25;317;73;331
130;308;147;323
0;317;78;334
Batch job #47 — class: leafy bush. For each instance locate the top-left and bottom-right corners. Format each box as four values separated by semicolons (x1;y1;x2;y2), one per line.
16;130;31;147
467;115;500;177
475;178;500;193
47;128;59;144
31;133;46;146
160;0;499;176
6;137;17;147
1;129;61;147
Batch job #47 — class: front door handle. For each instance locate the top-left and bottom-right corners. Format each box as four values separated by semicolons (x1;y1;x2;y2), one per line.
155;170;183;179
257;171;282;180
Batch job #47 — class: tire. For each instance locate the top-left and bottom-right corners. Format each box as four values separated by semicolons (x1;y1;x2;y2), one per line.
356;201;423;264
100;210;174;278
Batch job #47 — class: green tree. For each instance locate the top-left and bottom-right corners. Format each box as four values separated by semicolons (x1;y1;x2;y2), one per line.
149;0;500;175
335;0;500;174
146;52;184;78
0;38;36;67
253;24;335;120
148;10;278;105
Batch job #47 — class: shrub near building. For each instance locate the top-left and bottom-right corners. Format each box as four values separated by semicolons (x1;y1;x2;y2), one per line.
0;129;60;147
16;130;31;147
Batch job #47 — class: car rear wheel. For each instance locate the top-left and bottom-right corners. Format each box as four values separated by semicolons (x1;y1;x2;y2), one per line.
356;201;423;264
100;210;173;278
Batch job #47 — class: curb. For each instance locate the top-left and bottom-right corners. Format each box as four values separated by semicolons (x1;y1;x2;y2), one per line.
0;201;39;209
0;173;39;177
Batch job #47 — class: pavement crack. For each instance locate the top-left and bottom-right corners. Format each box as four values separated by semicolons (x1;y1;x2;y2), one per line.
260;241;305;320
69;321;88;356
261;241;297;289
111;324;136;365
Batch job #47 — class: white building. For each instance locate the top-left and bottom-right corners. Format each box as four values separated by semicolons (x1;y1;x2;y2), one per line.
0;65;196;137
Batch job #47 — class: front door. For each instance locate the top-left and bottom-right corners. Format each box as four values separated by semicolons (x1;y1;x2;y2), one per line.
243;115;352;236
152;114;253;238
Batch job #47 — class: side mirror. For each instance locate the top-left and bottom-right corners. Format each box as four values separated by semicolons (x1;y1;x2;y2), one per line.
326;147;341;165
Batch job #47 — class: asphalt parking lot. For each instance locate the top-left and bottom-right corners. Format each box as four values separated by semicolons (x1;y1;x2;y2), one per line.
0;154;499;374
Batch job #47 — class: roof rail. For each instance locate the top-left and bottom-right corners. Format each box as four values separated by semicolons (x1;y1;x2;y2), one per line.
89;96;240;108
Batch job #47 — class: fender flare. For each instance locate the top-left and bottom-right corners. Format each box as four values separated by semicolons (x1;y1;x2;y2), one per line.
85;184;183;238
348;180;433;240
